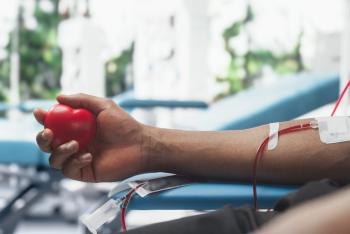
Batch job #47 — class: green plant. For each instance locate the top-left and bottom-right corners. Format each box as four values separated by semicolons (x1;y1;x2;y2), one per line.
0;0;62;101
19;0;62;100
0;0;133;101
105;43;134;97
217;4;305;99
0;59;10;101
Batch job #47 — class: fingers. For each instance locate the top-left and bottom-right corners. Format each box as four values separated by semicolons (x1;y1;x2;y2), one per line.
61;153;93;180
49;140;79;169
57;93;113;115
33;108;47;125
36;129;53;153
48;140;94;181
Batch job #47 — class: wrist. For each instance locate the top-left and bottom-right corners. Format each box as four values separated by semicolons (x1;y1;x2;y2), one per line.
139;124;166;173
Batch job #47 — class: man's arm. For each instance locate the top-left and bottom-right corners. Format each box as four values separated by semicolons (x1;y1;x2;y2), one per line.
142;118;350;184
34;94;350;183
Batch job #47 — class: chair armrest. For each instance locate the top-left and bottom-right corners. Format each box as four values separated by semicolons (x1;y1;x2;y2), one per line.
19;94;208;113
116;98;208;110
113;89;208;109
111;182;296;210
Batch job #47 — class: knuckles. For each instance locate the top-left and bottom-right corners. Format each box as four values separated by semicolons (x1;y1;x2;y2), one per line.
104;99;117;109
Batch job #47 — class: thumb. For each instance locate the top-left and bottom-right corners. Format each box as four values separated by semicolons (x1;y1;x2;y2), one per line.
33;108;47;125
57;93;112;114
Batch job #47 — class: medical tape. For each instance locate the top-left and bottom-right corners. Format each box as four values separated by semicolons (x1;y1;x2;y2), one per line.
268;122;279;150
316;116;350;144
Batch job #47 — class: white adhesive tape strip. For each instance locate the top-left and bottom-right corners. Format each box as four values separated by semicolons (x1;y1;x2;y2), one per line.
316;116;350;144
268;122;280;150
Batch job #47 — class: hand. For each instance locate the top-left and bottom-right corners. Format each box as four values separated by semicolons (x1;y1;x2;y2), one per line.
34;94;148;182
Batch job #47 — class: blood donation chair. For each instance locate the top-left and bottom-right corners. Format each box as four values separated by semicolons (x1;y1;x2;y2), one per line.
0;72;339;233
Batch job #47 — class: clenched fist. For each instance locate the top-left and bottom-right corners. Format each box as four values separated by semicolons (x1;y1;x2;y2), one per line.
34;94;149;182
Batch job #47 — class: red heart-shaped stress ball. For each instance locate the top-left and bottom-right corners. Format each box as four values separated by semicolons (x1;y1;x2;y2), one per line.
44;104;97;149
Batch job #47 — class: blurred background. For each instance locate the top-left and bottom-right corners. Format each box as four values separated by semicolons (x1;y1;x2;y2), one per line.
0;0;343;103
0;0;348;233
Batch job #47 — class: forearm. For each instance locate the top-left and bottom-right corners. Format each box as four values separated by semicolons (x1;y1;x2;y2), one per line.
141;118;350;184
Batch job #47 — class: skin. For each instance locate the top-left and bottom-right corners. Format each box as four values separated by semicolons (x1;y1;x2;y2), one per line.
256;186;350;234
34;93;350;232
